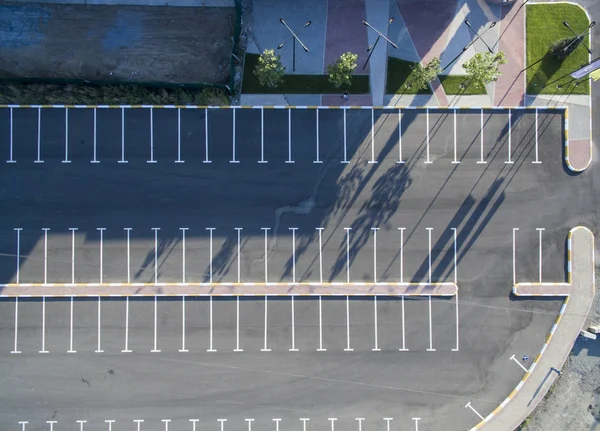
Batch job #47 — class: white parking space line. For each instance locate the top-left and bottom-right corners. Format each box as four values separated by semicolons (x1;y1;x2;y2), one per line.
317;296;326;351
176;108;184;163
372;296;380;351
180;228;188;283
290;227;298;283
35;107;43;163
68;296;76;353
124;228;132;283
234;296;242;352
369;108;376;164
96;297;103;353
533;108;541;164
105;420;115;431
179;296;188;352
398;227;405;282
218;419;226;431
7;107;15;163
356;418;364;431
122;297;132;352
235;228;243;282
290;296;298;351
47;421;57;431
262;296;271;352
92;108;99;163
452;109;459;164
329;418;337;431
344;296;353;351
453;292;459;352
427;296;435;352
42;228;49;284
245;419;254;431
317;227;324;283
14;228;22;283
286;109;294;164
152;296;161;352
190;419;199;431
231;108;239;164
300;418;309;431
513;228;519;284
425;108;431;164
259;107;267;163
134;420;143;431
384;418;392;431
314;109;322;164
506;109;513;164
465;402;484;420
261;227;270;282
70;228;77;284
152;228;160;284
12;297;21;353
119;107;127;164
344;227;351;283
342;109;349;164
18;421;27;431
537;227;545;282
98;228;106;283
40;296;48;353
148;108;157;163
207;228;215;283
63;108;71;163
204;108;211;164
413;418;422;431
399;296;408;351
372;227;379;283
77;420;86;431
477;109;486;164
208;296;216;352
397;108;404;164
273;418;281;431
162;420;170;431
426;228;433;283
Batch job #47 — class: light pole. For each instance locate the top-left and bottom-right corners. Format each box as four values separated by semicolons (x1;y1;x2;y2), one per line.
362;18;398;70
277;19;311;72
442;20;496;71
562;20;595;55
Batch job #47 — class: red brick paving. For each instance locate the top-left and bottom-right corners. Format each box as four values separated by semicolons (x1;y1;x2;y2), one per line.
568;139;592;171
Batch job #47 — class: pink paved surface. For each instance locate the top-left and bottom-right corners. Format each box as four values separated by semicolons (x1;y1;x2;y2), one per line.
494;2;526;106
569;139;593;171
321;94;373;106
323;0;369;74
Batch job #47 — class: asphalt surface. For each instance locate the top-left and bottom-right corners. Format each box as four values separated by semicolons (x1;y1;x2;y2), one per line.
0;107;594;431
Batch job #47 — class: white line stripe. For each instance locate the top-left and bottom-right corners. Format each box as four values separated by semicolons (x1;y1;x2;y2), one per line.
98;228;106;283
40;296;48;353
317;296;326;351
399;295;408;351
63;108;70;163
234;296;242;352
68;296;76;352
342;109;348;163
35;107;43;163
317;227;324;283
119;107;127;163
506;109;513;164
7;107;14;163
14;228;21;284
208;296;216;351
453;291;459;351
290;295;298;351
425;108;431;163
180;296;188;352
344;295;353;351
204;108;211;163
427;295;435;351
397;108;404;163
478;109;486;164
124;228;132;284
287;108;294;163
96;296;103;352
42;228;49;284
345;228;351;283
262;296;271;351
426;228;433;283
452;109;459;163
152;295;161;352
372;296;380;351
314;108;322;163
231;108;239;163
369;107;377;163
11;297;20;353
122;297;131;352
372;228;379;283
176;108;183;163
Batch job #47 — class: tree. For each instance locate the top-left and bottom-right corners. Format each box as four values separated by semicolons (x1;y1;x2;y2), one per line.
462;51;507;88
407;57;442;90
254;49;285;88
327;52;358;88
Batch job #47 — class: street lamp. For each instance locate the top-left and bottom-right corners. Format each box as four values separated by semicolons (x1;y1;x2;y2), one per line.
442;20;496;71
277;18;311;72
562;20;595;55
362;18;398;70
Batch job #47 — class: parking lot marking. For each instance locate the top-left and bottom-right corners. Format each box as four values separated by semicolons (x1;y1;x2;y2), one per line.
314;109;322;163
533;108;541;164
506;109;514;164
329;418;337;431
513;228;519;284
372;296;380;351
427;296;435;351
262;228;269;282
207;228;215;283
384;418;392;431
7;107;15;163
14;228;22;283
245;419;254;431
510;354;530;372
12;297;21;353
204;108;211;164
68;296;76;353
398;227;406;282
300;418;309;431
452;109;459;164
152;228;160;284
369;108;377;164
91;108;99;163
465;401;484;420
176;108;184;163
537;228;545;282
134;420;144;431
262;296;271;351
477;109;487;164
47;421;57;431
399;295;408;351
63;108;71;163
179;296;188;352
355;418;364;431
317;227;324;283
70;228;77;284
148;108;157;163
372;227;379;282
96;297;104;352
208;296;216;352
151;295;161;352
273;419;281;431
426;228;433;283
452;227;458;283
286;109;294;164
344;227;351;283
231;108;239;164
290;227;298;283
317;296;326;351
189;419;199;431
105;420;115;431
235;228;243;282
290;295;298;351
425;108;431;164
453;292;459;352
259;108;267;163
342;109;349;163
118;107;127;163
218;419;227;431
35;107;43;163
19;421;28;431
42;228;50;284
77;420;86;431
98;228;106;283
122;297;132;352
40;296;49;353
161;420;171;431
180;228;188;283
397;109;405;164
412;418;421;431
234;296;242;352
344;295;353;351
124;228;132;283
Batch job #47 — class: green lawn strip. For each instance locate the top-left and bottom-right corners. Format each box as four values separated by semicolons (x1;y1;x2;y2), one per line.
438;75;486;95
242;54;369;94
386;57;431;95
526;3;590;95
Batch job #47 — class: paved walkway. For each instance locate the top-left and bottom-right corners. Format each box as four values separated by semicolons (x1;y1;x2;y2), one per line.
473;227;596;431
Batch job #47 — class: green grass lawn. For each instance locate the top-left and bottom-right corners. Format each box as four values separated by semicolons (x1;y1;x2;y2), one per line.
242;54;370;94
386;57;431;94
438;75;486;95
526;3;590;95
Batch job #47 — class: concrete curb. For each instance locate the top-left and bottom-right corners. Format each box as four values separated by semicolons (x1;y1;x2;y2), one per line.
0;104;557;109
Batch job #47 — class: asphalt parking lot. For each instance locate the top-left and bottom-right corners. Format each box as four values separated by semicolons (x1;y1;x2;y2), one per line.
0;106;594;431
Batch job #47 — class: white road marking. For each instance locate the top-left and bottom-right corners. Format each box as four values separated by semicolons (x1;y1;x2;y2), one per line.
122;297;132;352
7;107;14;163
63;108;71;163
19;421;28;431
452;109;459;164
344;227;351;283
317;227;324;283
70;228;78;284
262;296;271;351
92;107;99;163
369;108;377;163
105;420;115;431
465;402;485;420
180;228;188;283
96;296;103;353
134;420;144;431
162;419;171;431
77;420;86;431
259;107;267;163
452;227;458;283
235;228;243;283
262;228;270;283
119;107;127;163
234;296;242;352
152;295;161;352
124;228;132;283
208;296;216;352
398;227;405;282
300;418;309;431
317;296;326;351
204;108;211;164
286;109;294;163
231;108;239;164
533;108;541;164
384;418;393;431
510;354;530;372
98;228;106;283
344;296;353;351
425;108;431;164
453;291;460;352
372;296;380;351
506;109;513;164
512;228;519;285
42;228;50;284
12;297;21;353
148;107;156;163
399;295;408;351
427;295;435;351
273;418;282;431
207;228;215;283
372;227;379;283
426;228;433;283
40;296;48;353
189;419;199;431
412;417;422;431
68;296;76;353
355;418;364;431
397;108;404;164
218;419;227;431
179;296;188;352
152;228;160;284
342;109;349;163
47;421;57;431
314;108;322;163
14;228;22;283
537;228;545;282
290;227;298;283
35;107;43;163
176;108;184;163
477;109;487;164
329;418;337;431
245;419;254;431
290;295;298;351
